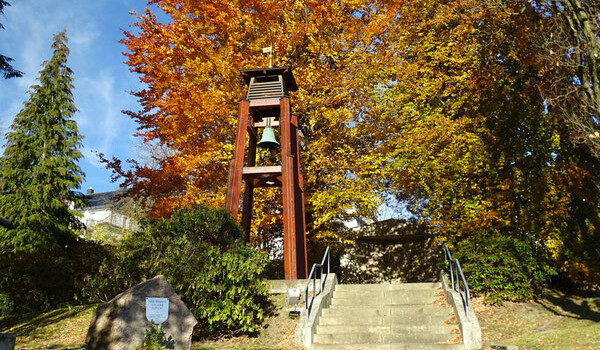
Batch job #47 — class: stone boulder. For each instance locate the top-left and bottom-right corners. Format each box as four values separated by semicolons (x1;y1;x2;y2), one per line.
0;333;16;350
86;275;197;350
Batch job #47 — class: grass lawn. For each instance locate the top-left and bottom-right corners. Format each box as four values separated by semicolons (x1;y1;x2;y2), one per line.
476;288;600;350
0;288;598;350
0;304;94;349
0;294;301;350
191;294;302;350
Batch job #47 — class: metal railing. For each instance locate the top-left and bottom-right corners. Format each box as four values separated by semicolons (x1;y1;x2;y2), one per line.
304;246;330;320
443;243;470;319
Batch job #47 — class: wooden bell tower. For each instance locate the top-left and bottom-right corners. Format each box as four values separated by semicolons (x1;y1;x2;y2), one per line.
225;66;308;280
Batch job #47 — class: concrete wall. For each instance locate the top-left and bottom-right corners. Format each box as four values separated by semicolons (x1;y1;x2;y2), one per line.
295;273;338;348
340;219;439;283
441;271;482;349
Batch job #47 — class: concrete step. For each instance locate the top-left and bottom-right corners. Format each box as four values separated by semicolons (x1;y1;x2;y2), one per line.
322;306;453;317
318;314;453;326
310;282;461;349
315;323;457;334
334;283;443;291
313;332;457;345
333;289;444;299
330;295;437;306
311;343;464;350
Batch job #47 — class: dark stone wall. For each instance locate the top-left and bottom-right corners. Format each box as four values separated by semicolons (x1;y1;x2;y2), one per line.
339;219;440;283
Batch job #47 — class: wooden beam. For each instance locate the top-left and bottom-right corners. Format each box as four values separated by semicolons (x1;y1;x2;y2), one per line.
241;126;258;242
280;97;307;279
225;100;250;219
292;113;307;276
247;124;259;140
241;183;254;242
280;97;295;279
249;98;280;108
254;120;280;128
243;166;282;175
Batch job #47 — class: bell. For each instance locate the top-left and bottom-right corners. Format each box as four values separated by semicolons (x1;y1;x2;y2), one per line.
258;126;279;149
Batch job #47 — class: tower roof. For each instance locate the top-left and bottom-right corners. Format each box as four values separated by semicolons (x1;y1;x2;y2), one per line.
240;66;298;92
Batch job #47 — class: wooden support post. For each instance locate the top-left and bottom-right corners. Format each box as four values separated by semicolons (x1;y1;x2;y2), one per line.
241;184;254;242
225;100;250;219
291;114;308;277
280;97;308;279
241;123;257;242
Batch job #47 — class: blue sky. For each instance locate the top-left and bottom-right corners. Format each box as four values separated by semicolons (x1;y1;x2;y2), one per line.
0;0;158;193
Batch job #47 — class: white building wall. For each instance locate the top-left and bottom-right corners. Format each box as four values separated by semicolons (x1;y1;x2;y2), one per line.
82;208;135;231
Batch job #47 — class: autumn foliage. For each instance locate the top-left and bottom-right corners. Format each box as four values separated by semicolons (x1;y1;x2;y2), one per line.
112;0;600;289
112;0;401;241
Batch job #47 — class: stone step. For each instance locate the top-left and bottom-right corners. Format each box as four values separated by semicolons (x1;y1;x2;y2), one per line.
315;323;457;334
330;295;437;306
310;282;462;349
333;289;444;299
322;306;453;317
311;343;464;350
313;332;457;345
334;283;443;291
318;314;453;326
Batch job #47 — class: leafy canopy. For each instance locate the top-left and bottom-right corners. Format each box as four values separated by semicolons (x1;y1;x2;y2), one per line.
110;0;401;242
113;0;600;295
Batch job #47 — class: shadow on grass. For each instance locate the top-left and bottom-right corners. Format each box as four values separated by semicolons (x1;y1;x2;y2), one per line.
535;289;600;322
0;305;91;337
261;296;279;331
192;347;271;350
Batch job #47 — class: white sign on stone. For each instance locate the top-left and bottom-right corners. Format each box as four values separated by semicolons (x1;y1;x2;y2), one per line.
146;297;169;324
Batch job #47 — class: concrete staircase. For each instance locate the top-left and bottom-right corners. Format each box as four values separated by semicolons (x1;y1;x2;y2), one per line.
311;282;463;350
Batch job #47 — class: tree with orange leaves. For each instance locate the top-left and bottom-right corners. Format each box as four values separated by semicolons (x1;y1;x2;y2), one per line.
109;0;400;243
111;0;600;294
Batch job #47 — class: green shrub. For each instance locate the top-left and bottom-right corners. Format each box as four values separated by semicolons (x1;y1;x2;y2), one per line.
77;233;150;303
0;241;79;313
140;322;171;350
0;226;118;314
451;234;556;305
83;205;269;338
0;293;13;317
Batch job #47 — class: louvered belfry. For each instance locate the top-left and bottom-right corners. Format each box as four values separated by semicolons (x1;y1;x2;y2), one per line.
245;75;284;100
225;66;307;280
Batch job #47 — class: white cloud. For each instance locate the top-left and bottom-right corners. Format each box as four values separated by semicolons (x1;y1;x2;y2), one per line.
1;0;144;191
82;147;104;169
3;1;100;90
70;28;100;51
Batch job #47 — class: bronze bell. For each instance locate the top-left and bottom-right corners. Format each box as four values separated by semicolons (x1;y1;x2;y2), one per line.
258;126;279;149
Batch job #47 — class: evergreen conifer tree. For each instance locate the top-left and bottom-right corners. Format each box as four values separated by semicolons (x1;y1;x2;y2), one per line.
0;30;85;311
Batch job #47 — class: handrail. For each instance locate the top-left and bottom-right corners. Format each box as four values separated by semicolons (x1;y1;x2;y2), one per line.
443;243;455;290
443;243;470;319
304;246;330;320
